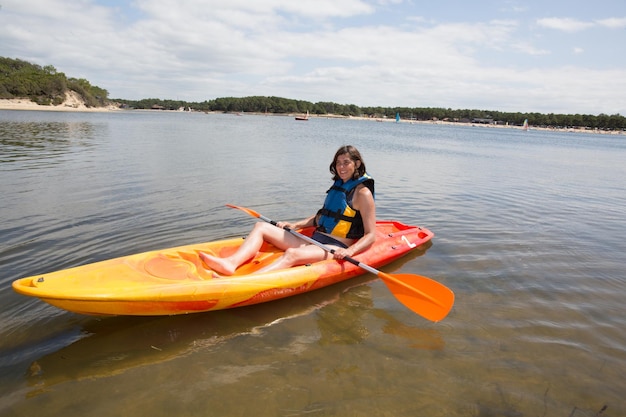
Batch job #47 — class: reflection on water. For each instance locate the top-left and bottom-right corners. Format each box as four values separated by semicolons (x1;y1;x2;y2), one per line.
0;120;101;167
1;111;625;417
23;278;365;397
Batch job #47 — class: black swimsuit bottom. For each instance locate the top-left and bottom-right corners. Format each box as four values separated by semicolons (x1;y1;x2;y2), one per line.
311;231;349;248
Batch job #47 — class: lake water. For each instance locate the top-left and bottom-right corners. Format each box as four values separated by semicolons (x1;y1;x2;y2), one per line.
1;110;625;417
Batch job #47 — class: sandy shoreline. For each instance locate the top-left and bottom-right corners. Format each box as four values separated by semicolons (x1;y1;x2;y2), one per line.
0;96;119;112
1;97;622;135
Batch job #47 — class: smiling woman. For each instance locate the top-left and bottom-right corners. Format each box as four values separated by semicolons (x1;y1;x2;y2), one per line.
199;145;377;275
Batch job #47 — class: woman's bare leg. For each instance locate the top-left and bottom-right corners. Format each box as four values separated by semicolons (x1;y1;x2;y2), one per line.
255;244;334;274
199;222;303;275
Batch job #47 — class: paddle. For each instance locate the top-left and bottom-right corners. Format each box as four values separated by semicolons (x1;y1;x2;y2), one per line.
226;204;454;322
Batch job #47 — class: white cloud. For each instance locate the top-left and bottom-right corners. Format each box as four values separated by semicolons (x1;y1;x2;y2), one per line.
498;0;528;13
511;42;550;56
595;17;626;29
536;17;594;32
538;16;626;33
135;0;374;23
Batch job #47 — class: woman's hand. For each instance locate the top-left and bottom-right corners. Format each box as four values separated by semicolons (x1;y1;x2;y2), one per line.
331;247;352;260
275;221;291;230
276;215;315;231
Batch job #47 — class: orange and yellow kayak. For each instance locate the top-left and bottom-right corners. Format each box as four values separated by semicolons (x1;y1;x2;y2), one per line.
12;221;433;316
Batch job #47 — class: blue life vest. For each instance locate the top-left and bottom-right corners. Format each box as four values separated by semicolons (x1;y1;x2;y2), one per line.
316;174;375;239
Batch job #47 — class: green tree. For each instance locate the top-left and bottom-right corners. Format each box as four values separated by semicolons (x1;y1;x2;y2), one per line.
0;57;110;107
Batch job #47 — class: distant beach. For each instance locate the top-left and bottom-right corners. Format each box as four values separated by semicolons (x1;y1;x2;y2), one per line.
1;95;622;135
0;91;119;112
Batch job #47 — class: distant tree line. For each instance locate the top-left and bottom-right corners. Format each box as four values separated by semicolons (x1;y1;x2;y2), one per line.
118;96;626;131
0;57;109;107
2;56;624;130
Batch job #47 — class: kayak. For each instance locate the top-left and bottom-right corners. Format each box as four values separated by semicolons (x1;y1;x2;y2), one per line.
12;220;433;316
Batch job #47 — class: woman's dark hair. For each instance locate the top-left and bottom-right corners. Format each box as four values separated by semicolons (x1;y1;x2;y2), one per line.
329;145;367;181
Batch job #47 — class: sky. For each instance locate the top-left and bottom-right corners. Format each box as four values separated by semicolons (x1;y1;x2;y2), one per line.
1;0;625;115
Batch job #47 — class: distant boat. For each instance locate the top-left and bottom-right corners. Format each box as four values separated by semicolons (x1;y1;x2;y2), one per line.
396;112;400;123
295;110;309;121
522;119;529;131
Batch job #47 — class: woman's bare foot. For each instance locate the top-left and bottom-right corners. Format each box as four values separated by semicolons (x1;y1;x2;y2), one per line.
198;252;236;276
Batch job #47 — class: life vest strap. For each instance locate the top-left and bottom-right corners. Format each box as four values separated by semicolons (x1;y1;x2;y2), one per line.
317;208;355;223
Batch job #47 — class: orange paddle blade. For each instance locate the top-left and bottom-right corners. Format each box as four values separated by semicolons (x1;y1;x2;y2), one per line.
378;272;454;322
226;204;260;218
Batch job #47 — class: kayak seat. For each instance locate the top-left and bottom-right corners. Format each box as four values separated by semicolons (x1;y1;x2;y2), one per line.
144;252;214;280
